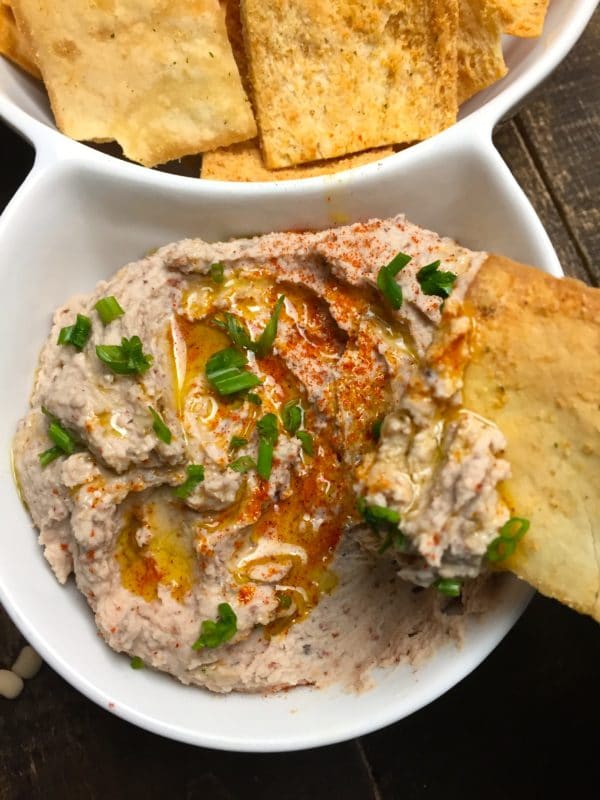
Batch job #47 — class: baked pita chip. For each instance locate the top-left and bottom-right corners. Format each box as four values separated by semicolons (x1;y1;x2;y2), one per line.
12;0;256;166
0;0;40;77
495;0;549;37
201;138;394;181
456;255;600;620
240;0;459;168
457;0;507;104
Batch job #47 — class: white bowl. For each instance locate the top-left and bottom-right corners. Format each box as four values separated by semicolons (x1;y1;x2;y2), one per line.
0;0;595;752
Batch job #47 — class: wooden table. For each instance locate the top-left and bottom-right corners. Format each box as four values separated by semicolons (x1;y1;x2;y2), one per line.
1;14;598;799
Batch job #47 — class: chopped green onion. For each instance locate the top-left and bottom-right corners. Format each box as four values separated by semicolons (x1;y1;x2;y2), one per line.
215;371;261;395
376;252;410;310
96;336;153;375
254;295;285;357
358;499;400;527
417;261;457;299
358;498;404;552
499;517;530;541
246;393;262;405
57;314;91;351
372;417;383;441
387;251;412;275
192;602;237;650
434;578;462;597
38;446;62;468
377;267;403;310
209;262;224;283
278;593;292;610
48;421;76;455
174;464;205;499
213;295;285;359
205;347;260;396
229;435;248;450
487;517;530;563
296;430;314;456
229;456;256;473
487;538;516;562
206;347;247;375
256;413;278;480
94;296;124;325
216;312;254;350
148;406;171;444
281;399;303;435
38;416;78;467
130;656;144;669
378;529;406;554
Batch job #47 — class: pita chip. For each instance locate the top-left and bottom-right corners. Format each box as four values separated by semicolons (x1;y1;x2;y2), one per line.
0;0;40;77
240;0;459;168
12;0;256;166
495;0;549;37
201;139;394;181
445;255;600;620
457;0;507;104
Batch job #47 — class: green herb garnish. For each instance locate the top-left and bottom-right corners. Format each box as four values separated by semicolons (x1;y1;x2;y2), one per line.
487;517;530;563
214;312;254;350
296;430;314;456
358;499;400;527
96;336;153;375
247;393;262;405
57;314;91;351
48;421;76;454
130;656;144;669
209;262;224;283
148;406;171;444
213;295;286;359
174;464;205;499
205;347;261;396
278;593;292;610
94;296;124;325
229;456;256;473
192;602;237;650
229;435;248;450
358;497;405;551
372;417;383;441
281;399;303;435
38;446;63;468
254;295;285;357
376;251;411;310
38;417;78;468
378;530;406;554
256;413;278;480
417;261;457;299
434;578;462;597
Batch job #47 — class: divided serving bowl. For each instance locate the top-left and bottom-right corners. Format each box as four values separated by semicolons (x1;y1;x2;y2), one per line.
0;0;595;751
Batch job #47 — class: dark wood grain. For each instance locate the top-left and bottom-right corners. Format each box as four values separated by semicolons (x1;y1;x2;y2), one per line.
1;11;598;800
493;10;600;286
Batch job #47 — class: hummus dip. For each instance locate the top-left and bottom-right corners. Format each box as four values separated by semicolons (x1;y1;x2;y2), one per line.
13;215;508;692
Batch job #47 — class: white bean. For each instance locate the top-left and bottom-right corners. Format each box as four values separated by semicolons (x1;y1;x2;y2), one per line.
0;669;24;699
12;645;43;680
